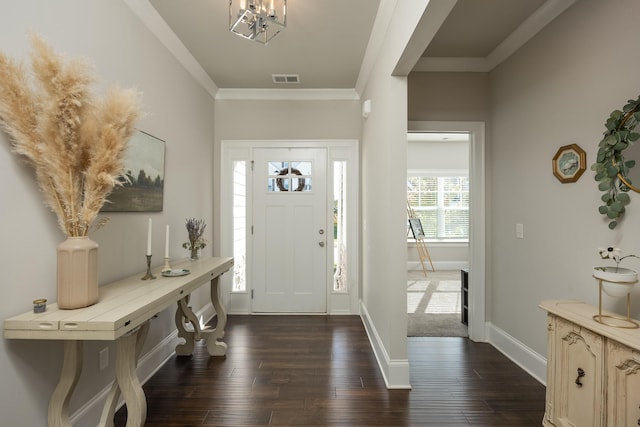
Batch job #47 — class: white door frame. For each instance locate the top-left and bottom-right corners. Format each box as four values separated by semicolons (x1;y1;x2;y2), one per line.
220;139;360;315
408;121;486;343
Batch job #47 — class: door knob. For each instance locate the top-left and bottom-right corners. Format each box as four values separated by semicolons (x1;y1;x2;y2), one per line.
319;241;325;247
319;229;325;235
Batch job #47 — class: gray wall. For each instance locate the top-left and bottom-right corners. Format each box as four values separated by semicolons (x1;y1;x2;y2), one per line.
358;0;434;387
0;1;216;425
408;72;490;123
489;0;640;356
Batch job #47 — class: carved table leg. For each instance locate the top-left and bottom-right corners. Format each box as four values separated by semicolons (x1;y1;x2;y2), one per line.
48;341;83;427
113;327;148;427
99;322;150;427
173;276;228;357
175;294;202;356
205;276;228;356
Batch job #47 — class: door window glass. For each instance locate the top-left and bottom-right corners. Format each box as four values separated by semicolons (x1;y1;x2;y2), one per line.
333;161;347;292
267;161;312;192
232;161;246;292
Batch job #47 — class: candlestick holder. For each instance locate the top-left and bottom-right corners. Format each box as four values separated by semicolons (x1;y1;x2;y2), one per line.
162;257;171;272
141;255;156;280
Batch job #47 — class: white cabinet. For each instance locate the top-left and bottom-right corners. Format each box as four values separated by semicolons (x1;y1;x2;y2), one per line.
540;300;640;427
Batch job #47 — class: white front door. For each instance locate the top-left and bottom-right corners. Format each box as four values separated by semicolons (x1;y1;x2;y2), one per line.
252;148;328;312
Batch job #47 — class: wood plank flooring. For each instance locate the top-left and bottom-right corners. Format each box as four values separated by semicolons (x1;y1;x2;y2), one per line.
114;315;545;426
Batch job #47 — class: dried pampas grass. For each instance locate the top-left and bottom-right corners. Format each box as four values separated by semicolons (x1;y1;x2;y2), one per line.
0;35;141;236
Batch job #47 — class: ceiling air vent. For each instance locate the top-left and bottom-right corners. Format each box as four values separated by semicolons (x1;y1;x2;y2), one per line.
272;74;300;84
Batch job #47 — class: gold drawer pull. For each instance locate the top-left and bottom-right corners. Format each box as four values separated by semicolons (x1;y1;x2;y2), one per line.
575;368;585;387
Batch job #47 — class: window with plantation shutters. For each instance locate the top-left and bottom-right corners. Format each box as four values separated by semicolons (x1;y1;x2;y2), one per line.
407;175;469;241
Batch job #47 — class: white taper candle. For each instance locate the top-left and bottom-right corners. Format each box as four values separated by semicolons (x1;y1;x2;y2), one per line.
147;218;152;255
165;224;170;258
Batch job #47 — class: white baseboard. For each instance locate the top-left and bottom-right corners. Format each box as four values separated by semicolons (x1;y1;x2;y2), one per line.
407;261;468;271
486;321;547;385
72;303;216;427
360;302;411;389
329;308;353;315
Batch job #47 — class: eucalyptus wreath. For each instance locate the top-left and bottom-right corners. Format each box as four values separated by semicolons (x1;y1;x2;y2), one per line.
591;95;640;229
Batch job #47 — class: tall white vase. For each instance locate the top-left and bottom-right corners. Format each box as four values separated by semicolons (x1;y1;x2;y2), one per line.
57;236;99;309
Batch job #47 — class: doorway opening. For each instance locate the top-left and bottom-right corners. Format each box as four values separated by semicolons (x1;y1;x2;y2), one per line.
220;140;360;316
407;131;469;337
407;122;486;343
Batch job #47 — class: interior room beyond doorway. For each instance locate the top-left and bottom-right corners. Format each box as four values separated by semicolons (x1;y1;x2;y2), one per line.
407;131;470;337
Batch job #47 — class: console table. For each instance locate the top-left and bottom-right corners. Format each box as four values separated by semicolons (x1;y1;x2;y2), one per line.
3;256;233;427
540;300;640;426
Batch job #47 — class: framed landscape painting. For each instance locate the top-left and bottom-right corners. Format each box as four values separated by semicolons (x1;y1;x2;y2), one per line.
101;130;165;212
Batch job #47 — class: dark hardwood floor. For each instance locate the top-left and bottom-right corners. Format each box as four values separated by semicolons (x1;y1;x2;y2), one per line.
115;315;545;426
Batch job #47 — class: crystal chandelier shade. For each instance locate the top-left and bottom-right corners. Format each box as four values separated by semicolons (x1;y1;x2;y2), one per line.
229;0;287;45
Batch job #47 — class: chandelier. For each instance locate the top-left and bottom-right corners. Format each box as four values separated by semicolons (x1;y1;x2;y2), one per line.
229;0;287;45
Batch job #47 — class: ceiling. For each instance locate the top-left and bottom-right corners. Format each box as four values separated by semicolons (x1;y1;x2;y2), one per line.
423;0;546;58
136;0;575;93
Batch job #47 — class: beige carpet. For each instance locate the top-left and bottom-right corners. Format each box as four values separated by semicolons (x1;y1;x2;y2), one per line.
407;270;468;337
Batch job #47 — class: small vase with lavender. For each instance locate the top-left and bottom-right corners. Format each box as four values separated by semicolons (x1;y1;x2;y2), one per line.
182;218;207;261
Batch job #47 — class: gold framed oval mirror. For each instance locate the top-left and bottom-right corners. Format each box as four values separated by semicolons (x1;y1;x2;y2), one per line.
617;138;640;192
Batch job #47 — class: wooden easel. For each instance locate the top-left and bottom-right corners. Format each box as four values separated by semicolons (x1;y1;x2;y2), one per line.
407;202;435;277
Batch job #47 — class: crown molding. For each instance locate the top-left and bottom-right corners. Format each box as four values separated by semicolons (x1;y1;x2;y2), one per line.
413;0;576;73
215;88;360;101
413;57;491;72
